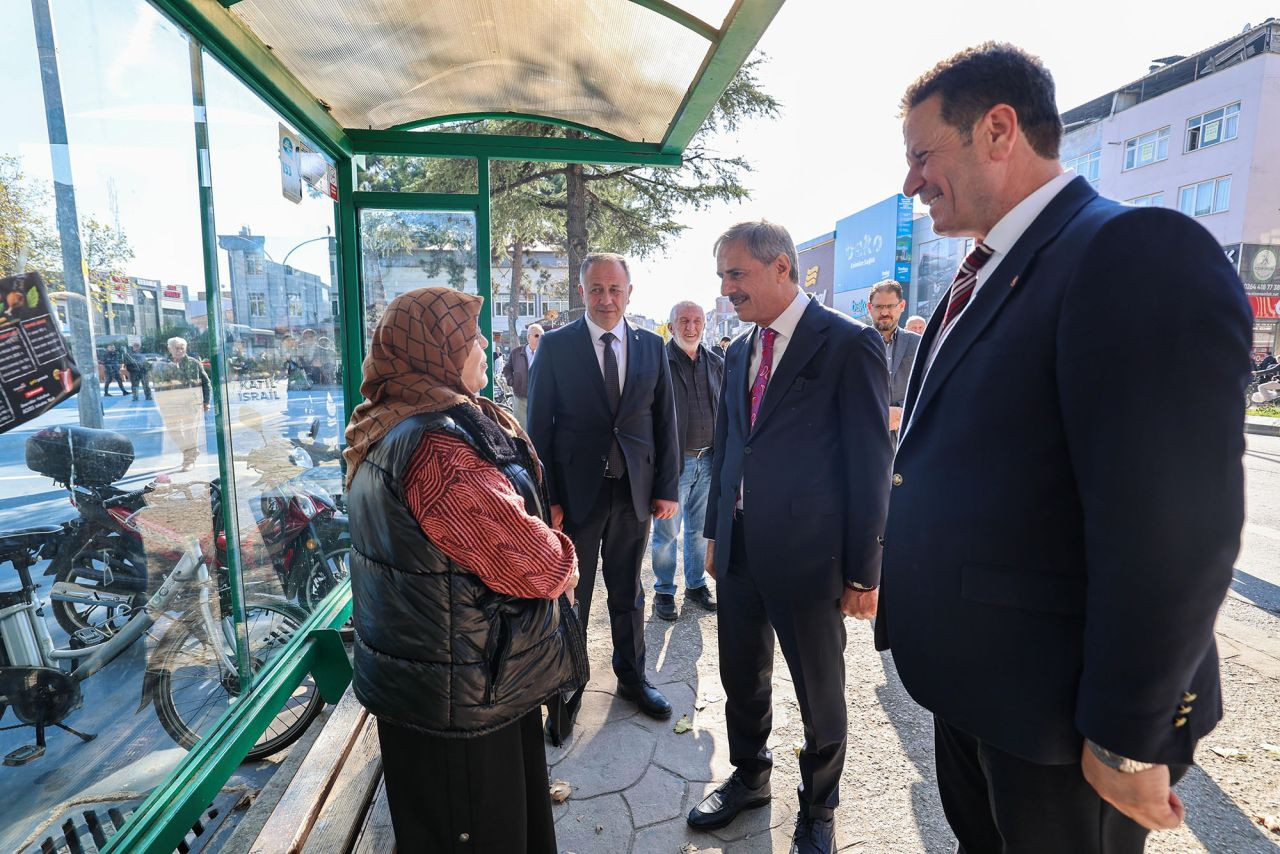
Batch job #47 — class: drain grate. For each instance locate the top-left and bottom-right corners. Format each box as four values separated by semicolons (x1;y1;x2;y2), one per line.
24;790;244;854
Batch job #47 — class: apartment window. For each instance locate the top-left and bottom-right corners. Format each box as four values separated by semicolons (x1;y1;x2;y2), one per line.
1126;192;1165;207
1186;102;1239;152
1062;150;1100;186
287;293;303;316
246;254;264;276
1123;127;1169;170
248;293;267;316
1178;176;1230;217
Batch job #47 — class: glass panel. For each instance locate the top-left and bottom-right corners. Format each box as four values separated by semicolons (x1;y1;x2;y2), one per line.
357;155;479;194
202;51;351;652
1225;115;1238;141
1215;177;1231;212
1180;187;1195;215
1195;181;1214;216
672;0;738;28
230;0;712;140
361;209;478;344
0;2;230;848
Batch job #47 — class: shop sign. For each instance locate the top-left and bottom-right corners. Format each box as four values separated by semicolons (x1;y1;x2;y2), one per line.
163;285;183;300
1249;296;1279;320
1225;244;1280;295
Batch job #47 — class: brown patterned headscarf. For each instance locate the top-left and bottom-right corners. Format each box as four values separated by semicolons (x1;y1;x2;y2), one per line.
343;287;529;487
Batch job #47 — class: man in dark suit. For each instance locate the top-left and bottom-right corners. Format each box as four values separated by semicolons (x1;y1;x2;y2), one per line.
866;280;920;440
527;252;680;722
879;43;1252;853
501;322;542;427
686;221;893;854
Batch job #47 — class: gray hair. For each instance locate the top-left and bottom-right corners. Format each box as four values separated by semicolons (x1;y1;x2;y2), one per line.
906;315;927;325
167;336;188;350
526;323;544;335
713;220;799;284
580;252;631;284
668;300;704;324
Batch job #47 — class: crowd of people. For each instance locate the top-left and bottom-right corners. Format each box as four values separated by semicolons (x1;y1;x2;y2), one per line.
338;42;1253;854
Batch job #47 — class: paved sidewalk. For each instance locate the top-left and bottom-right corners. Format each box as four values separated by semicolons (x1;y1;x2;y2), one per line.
548;557;1280;853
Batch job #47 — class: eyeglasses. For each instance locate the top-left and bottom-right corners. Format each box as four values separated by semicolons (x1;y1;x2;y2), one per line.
869;304;901;312
528;333;541;338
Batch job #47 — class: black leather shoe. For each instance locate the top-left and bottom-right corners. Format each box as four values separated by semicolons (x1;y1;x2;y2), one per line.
616;680;672;718
687;773;771;831
685;585;717;612
789;814;835;853
654;593;677;621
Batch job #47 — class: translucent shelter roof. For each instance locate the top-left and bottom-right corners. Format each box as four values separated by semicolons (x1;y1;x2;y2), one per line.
196;0;783;155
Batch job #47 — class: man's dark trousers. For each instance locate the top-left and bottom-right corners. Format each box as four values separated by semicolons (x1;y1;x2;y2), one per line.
934;717;1188;854
718;515;847;819
565;474;649;686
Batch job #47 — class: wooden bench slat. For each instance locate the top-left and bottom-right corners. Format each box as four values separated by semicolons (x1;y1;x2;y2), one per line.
351;778;396;854
300;715;384;854
250;687;369;854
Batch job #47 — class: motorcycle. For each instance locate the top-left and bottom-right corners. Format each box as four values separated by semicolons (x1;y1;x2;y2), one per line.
28;423;348;640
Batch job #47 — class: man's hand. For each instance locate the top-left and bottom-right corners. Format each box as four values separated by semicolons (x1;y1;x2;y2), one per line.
705;539;715;580
840;586;878;619
888;406;903;432
1081;744;1183;831
549;504;565;531
652;499;678;520
563;570;579;607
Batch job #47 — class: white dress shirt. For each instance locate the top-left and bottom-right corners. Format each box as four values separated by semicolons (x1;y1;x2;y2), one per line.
903;172;1076;443
525;344;536;367
584;314;628;394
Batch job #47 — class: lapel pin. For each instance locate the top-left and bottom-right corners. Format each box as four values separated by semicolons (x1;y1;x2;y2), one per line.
1010;275;1020;288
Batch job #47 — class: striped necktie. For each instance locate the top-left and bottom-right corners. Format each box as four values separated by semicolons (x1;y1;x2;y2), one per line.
939;242;995;334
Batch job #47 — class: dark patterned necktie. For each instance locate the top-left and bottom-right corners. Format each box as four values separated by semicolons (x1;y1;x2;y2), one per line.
939;242;995;334
601;332;626;477
749;327;777;430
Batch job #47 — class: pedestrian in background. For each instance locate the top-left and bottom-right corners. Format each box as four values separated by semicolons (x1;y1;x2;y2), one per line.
503;322;542;427
152;336;211;471
880;42;1251;853
713;335;731;359
867;280;921;440
650;300;721;621
125;342;152;401
904;315;927;335
101;344;127;396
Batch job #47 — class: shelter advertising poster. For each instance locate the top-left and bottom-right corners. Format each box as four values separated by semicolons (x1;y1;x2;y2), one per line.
0;272;81;434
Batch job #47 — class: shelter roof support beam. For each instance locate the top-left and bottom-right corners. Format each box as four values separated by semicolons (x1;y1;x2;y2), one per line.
347;129;682;167
660;0;784;154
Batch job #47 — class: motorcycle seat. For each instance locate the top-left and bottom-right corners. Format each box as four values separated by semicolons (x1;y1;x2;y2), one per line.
0;526;64;551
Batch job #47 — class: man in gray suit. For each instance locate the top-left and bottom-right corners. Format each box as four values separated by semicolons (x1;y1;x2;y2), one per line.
867;280;920;440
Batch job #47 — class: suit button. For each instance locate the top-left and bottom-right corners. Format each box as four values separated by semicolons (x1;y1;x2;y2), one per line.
877;535;885;546
1173;716;1188;728
892;473;903;487
600;455;607;462
744;447;752;455
1178;704;1192;715
1182;691;1197;702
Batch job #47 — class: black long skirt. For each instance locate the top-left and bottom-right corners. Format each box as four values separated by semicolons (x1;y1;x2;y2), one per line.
377;709;556;853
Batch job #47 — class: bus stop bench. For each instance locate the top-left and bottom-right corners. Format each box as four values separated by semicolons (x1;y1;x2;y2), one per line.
249;687;392;854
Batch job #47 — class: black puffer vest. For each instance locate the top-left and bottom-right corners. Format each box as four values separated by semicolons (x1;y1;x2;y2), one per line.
347;409;583;737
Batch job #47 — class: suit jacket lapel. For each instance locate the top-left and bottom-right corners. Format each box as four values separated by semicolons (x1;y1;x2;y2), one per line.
750;299;825;437
571;318;611;416
903;177;1097;442
726;332;751;440
618;322;645;413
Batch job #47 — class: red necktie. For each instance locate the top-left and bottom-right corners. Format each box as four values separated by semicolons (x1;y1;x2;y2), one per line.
749;327;777;430
939;243;995;334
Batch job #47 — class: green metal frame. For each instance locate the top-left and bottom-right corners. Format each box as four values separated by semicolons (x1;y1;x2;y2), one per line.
626;0;720;40
101;591;354;854
388;112;626;141
347;129;681;167
659;0;785;153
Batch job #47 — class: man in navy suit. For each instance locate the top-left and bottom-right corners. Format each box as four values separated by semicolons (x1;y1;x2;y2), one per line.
879;43;1252;853
527;252;680;722
686;221;893;854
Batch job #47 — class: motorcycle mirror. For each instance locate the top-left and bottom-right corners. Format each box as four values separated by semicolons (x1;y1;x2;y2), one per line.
308;418;320;439
290;446;315;469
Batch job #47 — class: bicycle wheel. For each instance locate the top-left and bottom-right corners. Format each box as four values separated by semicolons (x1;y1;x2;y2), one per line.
297;547;350;612
51;541;148;638
150;596;323;761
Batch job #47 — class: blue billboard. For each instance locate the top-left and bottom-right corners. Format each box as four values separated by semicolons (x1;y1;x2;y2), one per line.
833;194;914;318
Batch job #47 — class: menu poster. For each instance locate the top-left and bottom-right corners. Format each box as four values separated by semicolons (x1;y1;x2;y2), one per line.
0;272;81;435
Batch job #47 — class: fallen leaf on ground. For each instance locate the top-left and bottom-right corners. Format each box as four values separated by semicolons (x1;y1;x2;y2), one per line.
1207;746;1249;761
674;714;693;734
1254;813;1280;833
549;780;572;803
679;844;700;853
793;742;804;757
1261;742;1280;757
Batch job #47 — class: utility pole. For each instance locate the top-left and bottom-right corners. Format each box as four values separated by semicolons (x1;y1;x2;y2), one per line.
32;0;102;427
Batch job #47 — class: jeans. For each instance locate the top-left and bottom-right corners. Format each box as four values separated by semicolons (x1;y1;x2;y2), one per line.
651;452;711;595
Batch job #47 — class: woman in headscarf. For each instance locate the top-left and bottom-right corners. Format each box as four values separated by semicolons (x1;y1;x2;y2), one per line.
344;287;583;853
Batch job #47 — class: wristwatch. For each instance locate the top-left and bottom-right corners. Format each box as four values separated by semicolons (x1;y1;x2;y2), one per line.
844;579;874;592
1087;739;1155;774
